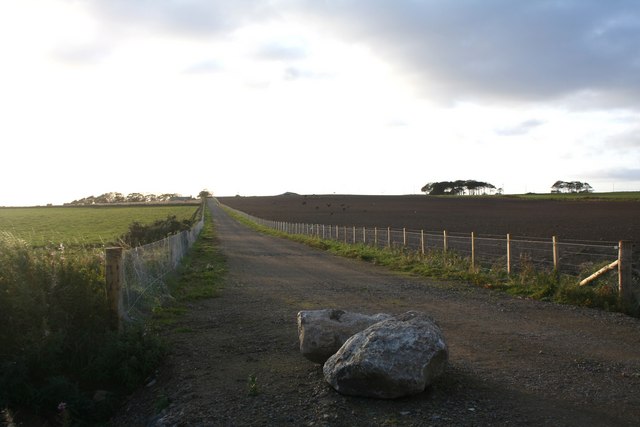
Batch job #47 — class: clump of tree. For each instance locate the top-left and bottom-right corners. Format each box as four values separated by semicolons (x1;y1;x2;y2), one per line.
550;181;594;194
198;190;212;199
120;214;197;247
421;180;497;196
66;192;195;205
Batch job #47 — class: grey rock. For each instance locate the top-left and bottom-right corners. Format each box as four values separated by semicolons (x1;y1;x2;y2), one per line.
323;311;448;399
297;309;392;364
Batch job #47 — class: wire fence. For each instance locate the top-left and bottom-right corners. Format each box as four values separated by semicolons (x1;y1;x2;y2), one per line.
117;210;205;321
223;205;630;280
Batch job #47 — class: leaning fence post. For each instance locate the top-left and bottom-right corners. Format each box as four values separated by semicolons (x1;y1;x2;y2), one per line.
105;247;124;331
618;241;634;309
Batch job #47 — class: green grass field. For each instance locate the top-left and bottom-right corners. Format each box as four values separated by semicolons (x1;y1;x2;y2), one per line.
508;191;640;201
0;204;200;247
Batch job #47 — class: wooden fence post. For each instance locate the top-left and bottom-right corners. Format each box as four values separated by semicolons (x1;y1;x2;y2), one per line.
403;228;407;247
375;227;378;247
387;227;391;248
353;226;356;244
471;232;476;271
363;227;366;244
443;230;448;253
105;247;123;331
421;230;425;255
507;233;512;275
618;241;635;308
553;236;558;271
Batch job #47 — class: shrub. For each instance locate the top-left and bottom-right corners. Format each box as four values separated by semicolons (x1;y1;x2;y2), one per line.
120;207;202;247
0;232;164;424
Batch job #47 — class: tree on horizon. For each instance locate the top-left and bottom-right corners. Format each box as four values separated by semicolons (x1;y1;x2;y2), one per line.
550;180;593;193
421;180;496;195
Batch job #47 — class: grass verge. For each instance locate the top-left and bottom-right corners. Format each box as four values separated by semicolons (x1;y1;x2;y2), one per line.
225;208;634;316
149;204;226;330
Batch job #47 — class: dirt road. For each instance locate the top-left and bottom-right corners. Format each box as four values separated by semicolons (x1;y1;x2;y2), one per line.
113;200;640;426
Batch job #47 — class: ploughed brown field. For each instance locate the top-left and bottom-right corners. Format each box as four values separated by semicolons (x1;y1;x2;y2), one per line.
218;194;640;243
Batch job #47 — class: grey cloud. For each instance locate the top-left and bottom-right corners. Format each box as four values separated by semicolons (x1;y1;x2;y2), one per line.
495;119;545;136
606;126;640;149
590;168;640;181
256;40;308;61
88;0;272;36
291;0;640;107
82;0;640;109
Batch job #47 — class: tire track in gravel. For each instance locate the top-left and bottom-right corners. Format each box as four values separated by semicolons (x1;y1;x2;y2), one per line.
113;199;640;426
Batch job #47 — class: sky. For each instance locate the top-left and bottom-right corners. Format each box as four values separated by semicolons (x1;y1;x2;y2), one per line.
1;0;639;206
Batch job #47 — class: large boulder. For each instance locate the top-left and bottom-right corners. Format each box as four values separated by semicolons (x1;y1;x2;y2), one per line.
323;311;448;399
297;309;392;364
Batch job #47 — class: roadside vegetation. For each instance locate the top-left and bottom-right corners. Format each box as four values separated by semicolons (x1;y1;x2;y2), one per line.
0;202;225;425
119;205;203;247
226;209;636;317
150;205;226;330
0;232;164;425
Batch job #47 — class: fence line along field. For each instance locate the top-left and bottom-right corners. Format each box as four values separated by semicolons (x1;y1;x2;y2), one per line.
0;204;200;247
218;194;640;243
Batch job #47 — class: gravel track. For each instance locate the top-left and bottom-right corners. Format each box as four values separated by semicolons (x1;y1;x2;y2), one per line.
112;200;640;426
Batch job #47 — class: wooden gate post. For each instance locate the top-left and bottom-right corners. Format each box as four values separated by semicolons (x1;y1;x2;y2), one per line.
105;247;124;331
618;241;635;308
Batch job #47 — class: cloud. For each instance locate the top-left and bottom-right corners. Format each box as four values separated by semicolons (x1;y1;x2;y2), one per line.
255;40;308;61
291;0;640;108
52;43;111;65
495;119;545;136
606;126;640;149
183;59;223;74
87;0;272;36
591;168;640;181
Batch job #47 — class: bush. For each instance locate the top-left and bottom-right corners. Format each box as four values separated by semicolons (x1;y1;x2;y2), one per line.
0;232;164;424
120;207;202;247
